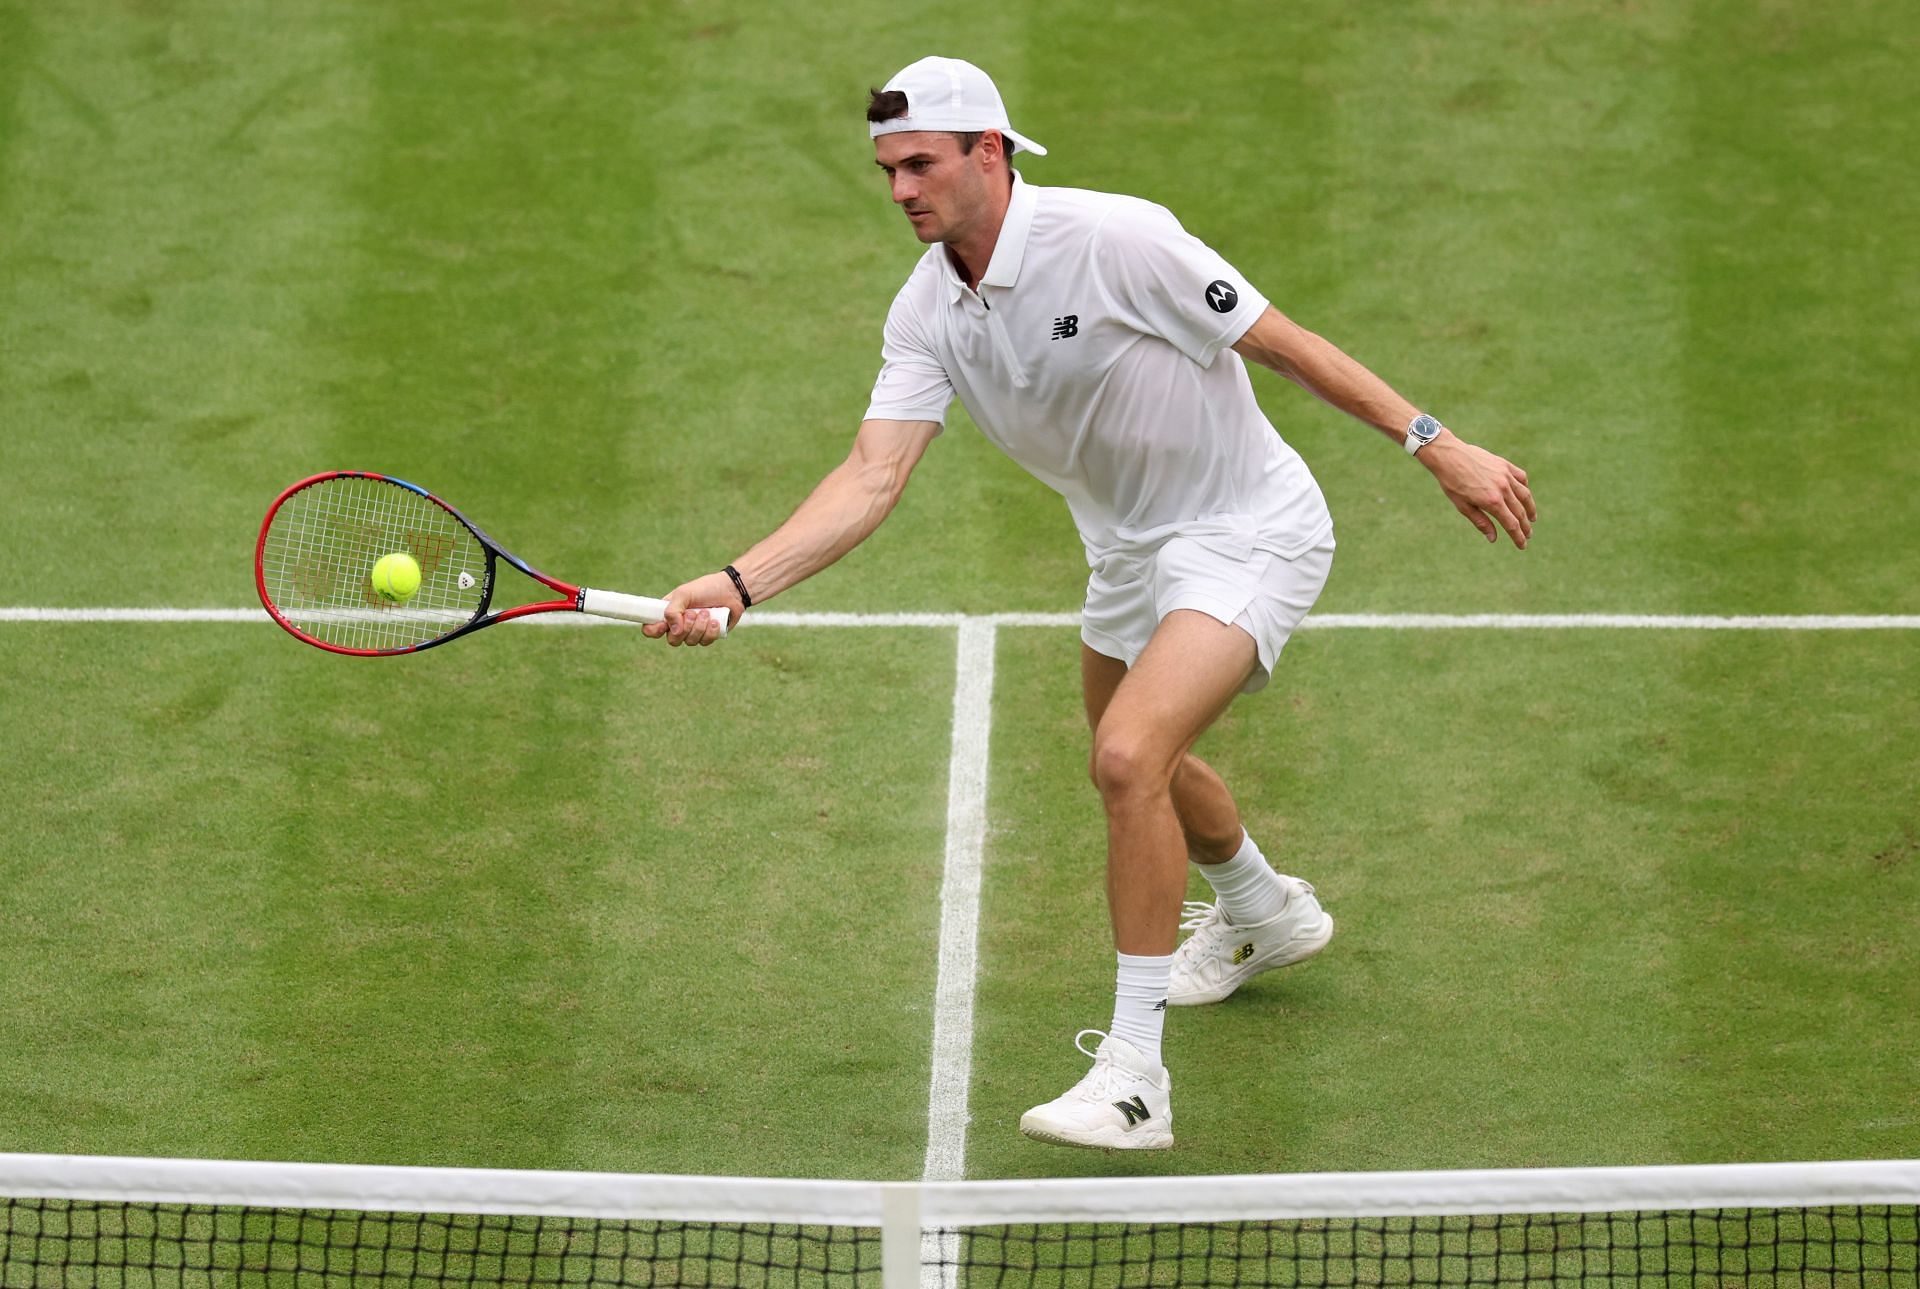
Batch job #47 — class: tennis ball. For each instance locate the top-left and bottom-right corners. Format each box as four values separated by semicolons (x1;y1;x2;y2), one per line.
370;552;422;604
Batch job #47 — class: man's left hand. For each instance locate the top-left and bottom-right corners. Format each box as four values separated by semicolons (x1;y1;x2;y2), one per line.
1419;431;1535;548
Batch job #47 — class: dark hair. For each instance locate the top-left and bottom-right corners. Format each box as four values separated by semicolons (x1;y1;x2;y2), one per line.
866;87;984;154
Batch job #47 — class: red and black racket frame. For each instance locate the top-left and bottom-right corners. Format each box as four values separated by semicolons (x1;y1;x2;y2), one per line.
255;471;589;657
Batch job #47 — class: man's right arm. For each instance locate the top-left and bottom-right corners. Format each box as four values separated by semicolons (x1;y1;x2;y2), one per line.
644;417;941;646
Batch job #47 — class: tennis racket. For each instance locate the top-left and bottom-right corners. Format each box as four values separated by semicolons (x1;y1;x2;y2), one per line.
255;471;727;657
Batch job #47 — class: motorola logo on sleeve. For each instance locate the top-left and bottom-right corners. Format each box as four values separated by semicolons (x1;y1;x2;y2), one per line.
1204;280;1238;313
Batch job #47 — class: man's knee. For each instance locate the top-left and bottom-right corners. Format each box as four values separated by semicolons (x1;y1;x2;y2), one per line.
1091;730;1174;804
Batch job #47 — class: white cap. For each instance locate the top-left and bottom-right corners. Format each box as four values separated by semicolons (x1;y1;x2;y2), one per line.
869;56;1048;157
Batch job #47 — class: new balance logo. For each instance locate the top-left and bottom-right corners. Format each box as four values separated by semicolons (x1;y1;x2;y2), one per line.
1232;942;1255;965
1113;1096;1152;1127
1051;315;1079;340
1152;998;1167;1012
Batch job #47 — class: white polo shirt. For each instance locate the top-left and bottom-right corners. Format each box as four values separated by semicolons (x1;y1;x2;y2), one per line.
865;172;1332;566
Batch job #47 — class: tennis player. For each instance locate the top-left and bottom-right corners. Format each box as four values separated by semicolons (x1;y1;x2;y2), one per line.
645;57;1534;1150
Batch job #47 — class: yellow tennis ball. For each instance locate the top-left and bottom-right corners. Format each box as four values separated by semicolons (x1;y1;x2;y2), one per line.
370;552;422;604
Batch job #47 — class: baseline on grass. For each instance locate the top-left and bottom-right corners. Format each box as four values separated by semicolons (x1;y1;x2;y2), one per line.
254;472;727;657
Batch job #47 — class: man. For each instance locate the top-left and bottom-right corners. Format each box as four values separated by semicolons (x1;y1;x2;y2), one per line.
644;57;1534;1150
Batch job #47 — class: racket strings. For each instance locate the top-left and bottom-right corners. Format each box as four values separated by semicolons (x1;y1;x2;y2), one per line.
260;476;488;652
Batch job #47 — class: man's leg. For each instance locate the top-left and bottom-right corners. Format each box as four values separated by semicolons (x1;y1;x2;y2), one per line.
1020;611;1255;1151
1082;646;1246;862
1089;610;1259;955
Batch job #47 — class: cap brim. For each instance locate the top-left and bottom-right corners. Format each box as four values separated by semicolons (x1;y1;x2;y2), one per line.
1001;127;1047;157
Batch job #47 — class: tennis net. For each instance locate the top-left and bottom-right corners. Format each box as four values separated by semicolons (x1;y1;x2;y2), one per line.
2;1153;1915;1287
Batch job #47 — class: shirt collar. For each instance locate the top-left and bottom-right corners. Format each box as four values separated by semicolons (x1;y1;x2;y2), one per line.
943;171;1038;301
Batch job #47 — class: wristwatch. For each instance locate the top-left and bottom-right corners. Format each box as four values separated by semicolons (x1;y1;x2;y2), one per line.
1404;413;1443;456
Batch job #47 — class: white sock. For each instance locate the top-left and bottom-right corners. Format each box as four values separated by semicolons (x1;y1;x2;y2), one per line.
1195;830;1289;926
1108;952;1171;1068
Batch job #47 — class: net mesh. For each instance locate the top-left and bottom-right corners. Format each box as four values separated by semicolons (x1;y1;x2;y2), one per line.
934;1210;1920;1286
3;1160;1915;1289
258;475;488;653
1;1201;876;1288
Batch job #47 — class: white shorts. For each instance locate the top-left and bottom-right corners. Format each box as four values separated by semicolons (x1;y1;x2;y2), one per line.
1080;534;1334;695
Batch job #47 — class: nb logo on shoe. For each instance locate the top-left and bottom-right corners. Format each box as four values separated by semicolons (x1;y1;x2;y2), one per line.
1113;1096;1152;1127
1232;942;1255;965
1051;315;1079;340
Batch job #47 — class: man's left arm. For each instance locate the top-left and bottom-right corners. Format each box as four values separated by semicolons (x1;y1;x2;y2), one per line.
1231;305;1535;549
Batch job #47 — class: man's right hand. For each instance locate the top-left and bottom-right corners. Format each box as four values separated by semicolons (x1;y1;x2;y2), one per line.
642;571;742;647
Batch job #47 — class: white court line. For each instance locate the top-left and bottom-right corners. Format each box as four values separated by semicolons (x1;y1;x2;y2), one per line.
923;621;996;1184
4;607;1920;629
1301;613;1920;630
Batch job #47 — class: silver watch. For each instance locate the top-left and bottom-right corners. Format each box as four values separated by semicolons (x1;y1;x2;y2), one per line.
1404;413;1443;456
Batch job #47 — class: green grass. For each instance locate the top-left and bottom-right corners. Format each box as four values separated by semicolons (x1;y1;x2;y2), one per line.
1;624;953;1177
1;0;1916;1188
972;627;1920;1178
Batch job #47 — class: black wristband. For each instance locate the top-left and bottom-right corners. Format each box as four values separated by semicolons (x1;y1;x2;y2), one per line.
723;564;752;609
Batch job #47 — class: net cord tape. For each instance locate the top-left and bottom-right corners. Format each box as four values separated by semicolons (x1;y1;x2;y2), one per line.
2;1154;1916;1228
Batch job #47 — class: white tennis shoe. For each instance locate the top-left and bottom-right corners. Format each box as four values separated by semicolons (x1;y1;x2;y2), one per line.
1167;879;1333;1006
1018;1030;1173;1150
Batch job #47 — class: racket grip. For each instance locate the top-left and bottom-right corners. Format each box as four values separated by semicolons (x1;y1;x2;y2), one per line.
579;587;730;637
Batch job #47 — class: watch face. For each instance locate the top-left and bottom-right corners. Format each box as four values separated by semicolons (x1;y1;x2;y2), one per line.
1410;414;1441;442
